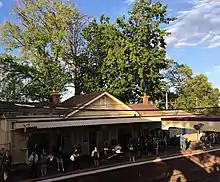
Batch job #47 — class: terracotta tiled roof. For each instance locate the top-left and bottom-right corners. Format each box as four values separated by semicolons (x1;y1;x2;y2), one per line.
61;92;104;107
128;103;162;117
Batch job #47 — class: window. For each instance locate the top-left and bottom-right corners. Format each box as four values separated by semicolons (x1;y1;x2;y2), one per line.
99;96;107;106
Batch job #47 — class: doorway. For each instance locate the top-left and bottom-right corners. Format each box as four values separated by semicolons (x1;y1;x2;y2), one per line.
118;129;132;151
89;131;97;153
28;133;50;156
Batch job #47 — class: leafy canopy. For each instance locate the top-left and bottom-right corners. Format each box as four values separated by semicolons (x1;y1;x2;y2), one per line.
0;0;84;101
0;53;31;102
82;0;175;103
165;61;193;92
176;74;220;114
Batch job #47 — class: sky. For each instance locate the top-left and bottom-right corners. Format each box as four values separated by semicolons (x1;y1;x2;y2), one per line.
0;0;220;99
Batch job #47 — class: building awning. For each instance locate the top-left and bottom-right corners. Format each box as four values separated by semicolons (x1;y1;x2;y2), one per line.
161;116;220;132
14;117;161;129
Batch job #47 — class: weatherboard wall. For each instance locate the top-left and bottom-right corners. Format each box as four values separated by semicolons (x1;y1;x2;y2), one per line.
71;95;138;118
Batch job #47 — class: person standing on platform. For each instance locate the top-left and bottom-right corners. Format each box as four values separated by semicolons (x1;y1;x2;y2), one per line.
115;144;122;162
128;145;135;162
56;146;64;172
71;147;80;170
103;143;109;160
40;150;49;177
163;135;168;152
180;135;186;151
136;137;141;157
155;139;159;156
146;139;153;157
1;150;12;182
28;151;39;178
91;147;100;167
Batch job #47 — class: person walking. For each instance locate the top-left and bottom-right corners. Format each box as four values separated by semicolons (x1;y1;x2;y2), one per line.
91;147;100;167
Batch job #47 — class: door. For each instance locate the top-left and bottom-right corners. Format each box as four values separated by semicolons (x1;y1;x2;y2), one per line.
89;131;97;153
28;133;50;156
81;133;89;155
118;129;132;151
62;135;72;155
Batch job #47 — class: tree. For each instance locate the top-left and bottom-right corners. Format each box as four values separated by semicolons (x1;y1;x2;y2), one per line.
82;0;175;103
0;0;86;101
61;9;90;95
0;54;33;102
165;61;193;92
176;74;220;115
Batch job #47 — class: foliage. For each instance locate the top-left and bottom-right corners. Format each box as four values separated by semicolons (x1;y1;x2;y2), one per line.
0;0;85;101
82;0;175;103
0;53;32;101
3;0;217;111
176;74;220;115
165;61;193;92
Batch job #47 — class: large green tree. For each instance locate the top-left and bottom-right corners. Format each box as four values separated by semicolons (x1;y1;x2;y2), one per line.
0;53;34;102
0;0;88;101
176;74;220;115
82;0;175;103
165;61;193;91
159;61;193;109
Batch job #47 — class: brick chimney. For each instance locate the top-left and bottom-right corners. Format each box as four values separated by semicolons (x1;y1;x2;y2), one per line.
142;93;150;104
51;89;61;106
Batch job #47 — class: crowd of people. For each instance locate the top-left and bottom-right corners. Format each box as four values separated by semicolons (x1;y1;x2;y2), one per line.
90;133;169;166
200;132;220;149
28;144;81;178
27;132;169;179
25;131;220;179
0;130;218;181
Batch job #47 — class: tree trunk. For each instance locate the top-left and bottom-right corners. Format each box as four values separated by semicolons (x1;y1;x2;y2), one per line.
74;69;81;95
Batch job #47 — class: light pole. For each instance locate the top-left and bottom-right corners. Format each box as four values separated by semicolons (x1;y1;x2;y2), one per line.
162;86;169;109
165;91;168;110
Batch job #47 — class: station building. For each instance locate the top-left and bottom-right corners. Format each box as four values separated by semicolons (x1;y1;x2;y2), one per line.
0;91;217;164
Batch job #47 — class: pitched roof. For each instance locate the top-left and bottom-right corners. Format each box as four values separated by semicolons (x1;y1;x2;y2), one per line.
61;92;104;107
128;103;162;117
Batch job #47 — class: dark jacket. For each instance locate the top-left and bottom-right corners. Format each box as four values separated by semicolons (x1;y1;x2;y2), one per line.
2;155;12;172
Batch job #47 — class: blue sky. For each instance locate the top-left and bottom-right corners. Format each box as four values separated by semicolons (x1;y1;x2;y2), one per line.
0;0;220;92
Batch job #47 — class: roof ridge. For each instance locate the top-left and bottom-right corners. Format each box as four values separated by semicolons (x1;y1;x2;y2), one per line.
61;91;105;107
